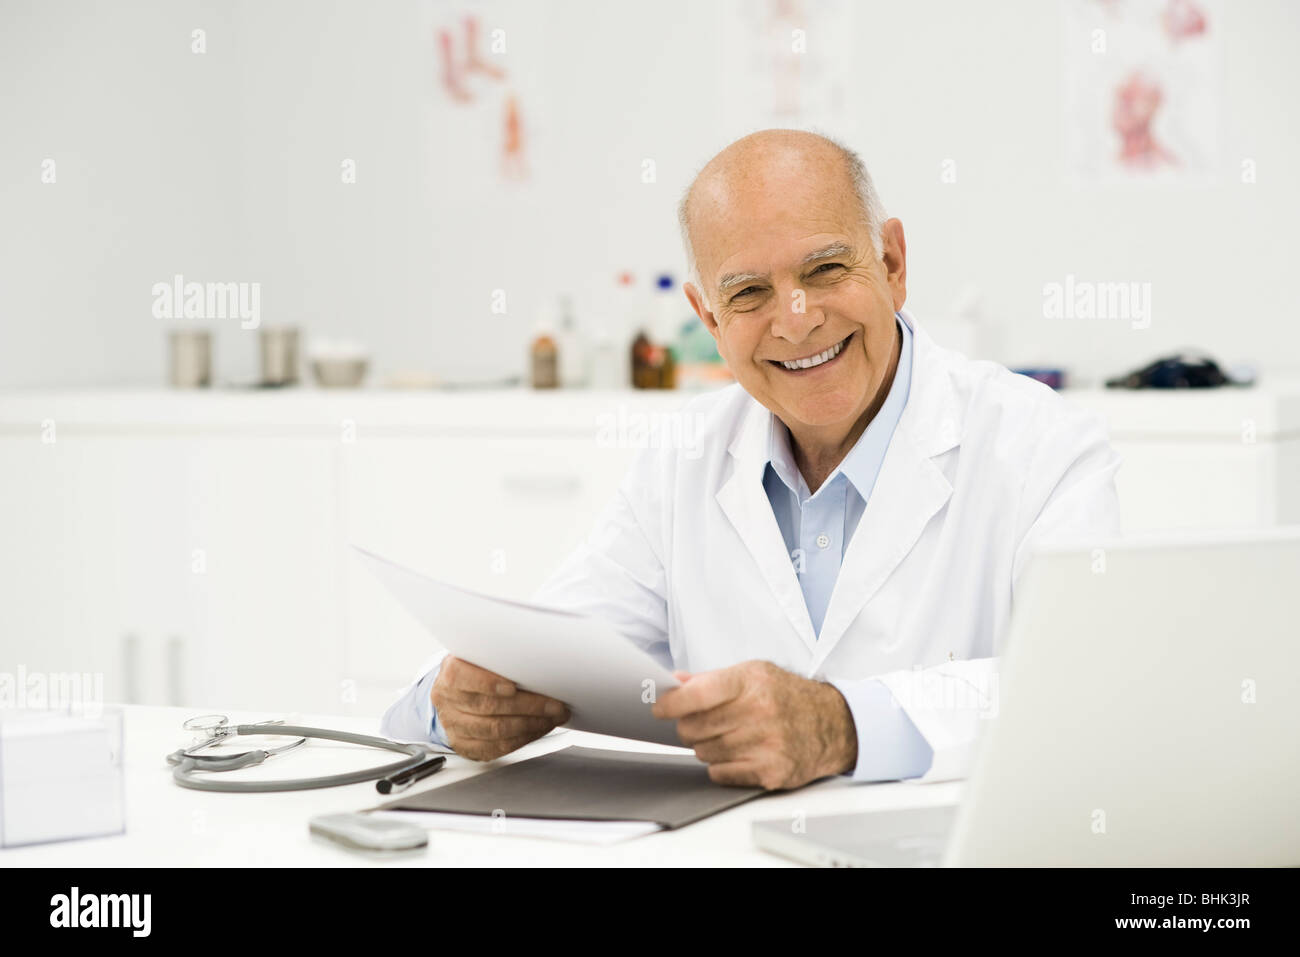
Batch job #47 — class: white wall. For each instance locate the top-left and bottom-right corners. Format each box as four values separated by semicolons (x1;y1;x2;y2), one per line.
0;0;239;386
3;0;1298;388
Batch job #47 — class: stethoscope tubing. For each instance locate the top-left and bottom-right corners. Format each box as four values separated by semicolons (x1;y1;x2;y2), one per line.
168;723;434;793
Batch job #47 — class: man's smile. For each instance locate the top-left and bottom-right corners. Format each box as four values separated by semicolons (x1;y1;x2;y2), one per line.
767;332;854;374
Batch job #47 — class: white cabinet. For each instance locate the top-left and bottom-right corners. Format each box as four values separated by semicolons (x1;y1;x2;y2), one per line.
0;433;345;712
0;391;667;717
0;435;192;707
1;385;1297;718
339;433;641;714
179;437;346;713
1067;387;1300;533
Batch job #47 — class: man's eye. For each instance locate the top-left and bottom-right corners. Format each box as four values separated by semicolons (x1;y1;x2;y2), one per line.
733;286;761;299
812;262;844;275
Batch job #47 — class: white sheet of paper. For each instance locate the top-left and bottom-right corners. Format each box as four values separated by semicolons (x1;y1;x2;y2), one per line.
366;810;662;846
354;546;683;746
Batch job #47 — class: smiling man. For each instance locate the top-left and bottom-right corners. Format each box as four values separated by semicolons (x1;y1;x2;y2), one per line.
383;129;1121;789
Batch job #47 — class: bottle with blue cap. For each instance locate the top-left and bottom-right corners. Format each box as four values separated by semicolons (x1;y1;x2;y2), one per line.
651;273;679;389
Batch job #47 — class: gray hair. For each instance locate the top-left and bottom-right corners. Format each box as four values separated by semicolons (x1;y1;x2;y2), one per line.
677;132;888;301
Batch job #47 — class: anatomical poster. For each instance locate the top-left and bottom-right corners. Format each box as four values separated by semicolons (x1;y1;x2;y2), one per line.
720;0;858;134
1063;0;1222;186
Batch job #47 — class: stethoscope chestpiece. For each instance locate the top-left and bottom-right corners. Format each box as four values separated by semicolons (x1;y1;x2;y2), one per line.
182;713;231;746
177;714;307;761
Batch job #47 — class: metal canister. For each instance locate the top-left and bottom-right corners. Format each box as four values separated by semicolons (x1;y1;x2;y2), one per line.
259;327;300;386
168;330;212;388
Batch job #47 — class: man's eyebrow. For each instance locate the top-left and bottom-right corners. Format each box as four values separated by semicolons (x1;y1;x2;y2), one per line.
715;242;855;296
799;242;855;266
717;271;766;295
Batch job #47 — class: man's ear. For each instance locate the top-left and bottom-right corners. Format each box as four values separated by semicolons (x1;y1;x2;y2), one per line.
880;218;908;313
683;281;719;341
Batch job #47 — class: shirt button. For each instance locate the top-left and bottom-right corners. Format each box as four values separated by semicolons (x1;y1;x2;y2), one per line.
816;533;830;549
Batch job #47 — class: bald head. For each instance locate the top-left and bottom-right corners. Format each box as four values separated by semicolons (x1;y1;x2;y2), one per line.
678;130;887;294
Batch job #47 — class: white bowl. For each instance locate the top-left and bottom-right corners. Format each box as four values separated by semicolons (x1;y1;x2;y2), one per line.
310;357;368;388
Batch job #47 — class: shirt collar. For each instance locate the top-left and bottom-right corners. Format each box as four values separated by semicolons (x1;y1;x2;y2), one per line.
765;313;914;502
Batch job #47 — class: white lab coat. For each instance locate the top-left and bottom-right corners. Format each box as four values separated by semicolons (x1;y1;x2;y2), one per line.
530;309;1122;782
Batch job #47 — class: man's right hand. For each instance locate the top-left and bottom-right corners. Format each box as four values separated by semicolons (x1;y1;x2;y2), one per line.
430;656;570;761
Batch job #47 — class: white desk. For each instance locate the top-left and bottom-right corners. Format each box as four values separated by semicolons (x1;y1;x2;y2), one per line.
0;705;962;867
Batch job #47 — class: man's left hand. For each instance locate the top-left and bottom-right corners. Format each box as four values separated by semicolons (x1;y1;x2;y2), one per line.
651;660;858;790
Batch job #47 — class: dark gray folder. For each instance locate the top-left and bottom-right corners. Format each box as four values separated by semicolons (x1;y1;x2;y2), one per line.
377;746;765;829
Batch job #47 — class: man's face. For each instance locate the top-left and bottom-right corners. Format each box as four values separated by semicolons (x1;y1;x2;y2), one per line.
684;171;907;437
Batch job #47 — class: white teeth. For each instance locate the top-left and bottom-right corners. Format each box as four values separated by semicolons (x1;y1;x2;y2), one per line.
780;338;844;370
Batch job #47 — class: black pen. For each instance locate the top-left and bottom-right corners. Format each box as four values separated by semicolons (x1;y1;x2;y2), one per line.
376;755;447;794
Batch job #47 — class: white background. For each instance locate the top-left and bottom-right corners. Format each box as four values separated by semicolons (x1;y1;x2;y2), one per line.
2;0;1298;388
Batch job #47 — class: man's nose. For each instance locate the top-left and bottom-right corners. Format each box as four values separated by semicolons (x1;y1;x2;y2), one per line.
768;285;823;341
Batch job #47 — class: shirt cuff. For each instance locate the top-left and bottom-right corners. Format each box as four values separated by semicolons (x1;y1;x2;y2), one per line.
829;677;933;782
415;664;451;749
430;701;450;749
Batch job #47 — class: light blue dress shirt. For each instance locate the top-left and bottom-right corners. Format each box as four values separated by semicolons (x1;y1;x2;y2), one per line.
392;315;932;780
762;315;932;781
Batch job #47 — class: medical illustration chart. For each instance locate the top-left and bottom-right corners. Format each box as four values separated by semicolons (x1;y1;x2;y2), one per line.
720;0;858;134
1063;0;1222;186
422;0;541;186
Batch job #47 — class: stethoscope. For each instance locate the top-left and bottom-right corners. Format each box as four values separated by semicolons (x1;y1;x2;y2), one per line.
167;714;440;793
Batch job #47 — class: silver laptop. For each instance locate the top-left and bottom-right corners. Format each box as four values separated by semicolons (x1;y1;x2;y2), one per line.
754;528;1300;866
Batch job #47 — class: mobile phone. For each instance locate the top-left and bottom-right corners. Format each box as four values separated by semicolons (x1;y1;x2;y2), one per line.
308;812;428;855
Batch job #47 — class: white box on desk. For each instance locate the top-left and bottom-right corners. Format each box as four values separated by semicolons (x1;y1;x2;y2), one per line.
0;708;125;847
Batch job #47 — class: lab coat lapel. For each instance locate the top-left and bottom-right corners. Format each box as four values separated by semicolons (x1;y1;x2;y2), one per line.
810;314;960;672
717;401;820;654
